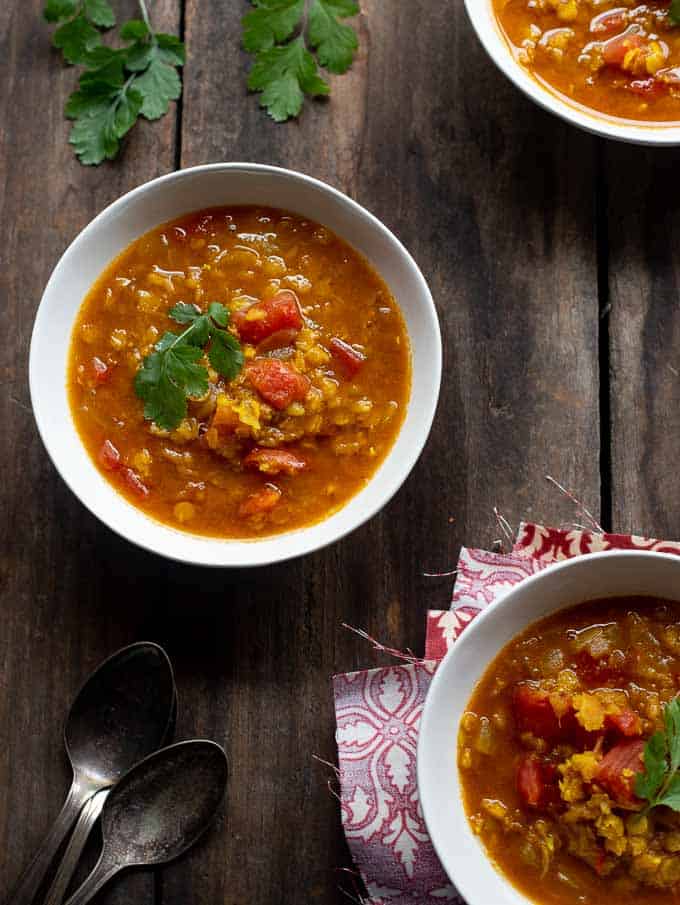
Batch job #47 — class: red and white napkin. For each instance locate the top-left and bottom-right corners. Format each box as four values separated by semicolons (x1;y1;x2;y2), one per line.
333;523;680;904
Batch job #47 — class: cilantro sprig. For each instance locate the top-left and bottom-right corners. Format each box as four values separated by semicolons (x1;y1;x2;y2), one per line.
242;0;360;122
635;698;680;812
43;0;184;165
670;0;680;27
134;302;244;431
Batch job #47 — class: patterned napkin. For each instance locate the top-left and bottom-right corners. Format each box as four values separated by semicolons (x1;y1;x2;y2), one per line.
332;522;680;904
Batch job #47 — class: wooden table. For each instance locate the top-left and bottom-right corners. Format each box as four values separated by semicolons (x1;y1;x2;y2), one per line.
2;1;676;902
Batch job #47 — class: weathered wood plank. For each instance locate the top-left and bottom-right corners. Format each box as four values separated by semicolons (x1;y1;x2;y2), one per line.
162;2;602;903
605;146;680;539
0;2;180;903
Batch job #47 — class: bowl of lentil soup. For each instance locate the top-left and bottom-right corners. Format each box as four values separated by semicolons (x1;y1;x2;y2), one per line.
30;164;441;567
417;550;680;905
465;0;680;144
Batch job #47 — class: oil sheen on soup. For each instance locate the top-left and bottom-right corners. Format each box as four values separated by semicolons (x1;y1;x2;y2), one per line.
494;0;680;122
459;597;680;905
68;207;411;538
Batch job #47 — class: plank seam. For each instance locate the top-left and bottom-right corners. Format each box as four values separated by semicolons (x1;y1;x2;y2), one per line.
174;0;187;172
596;139;612;532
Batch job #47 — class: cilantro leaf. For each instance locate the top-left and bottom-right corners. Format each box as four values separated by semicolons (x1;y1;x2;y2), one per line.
83;0;115;28
53;12;102;64
44;1;184;165
670;0;680;27
120;19;149;41
44;0;78;23
242;0;305;54
308;0;359;74
209;331;245;381
68;85;143;165
168;302;202;324
636;730;667;802
134;350;191;431
657;773;680;811
636;698;680;813
166;345;209;399
135;303;244;430
243;0;359;121
248;37;329;122
156;34;186;67
666;697;680;776
208;301;230;328
133;54;182;120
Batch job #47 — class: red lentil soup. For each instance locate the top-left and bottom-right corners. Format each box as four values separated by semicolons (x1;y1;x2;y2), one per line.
459;596;680;905
68;206;411;538
493;0;680;122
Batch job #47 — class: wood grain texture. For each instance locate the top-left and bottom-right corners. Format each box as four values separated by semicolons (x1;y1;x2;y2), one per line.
0;1;603;904
605;145;680;538
159;2;602;903
0;2;180;903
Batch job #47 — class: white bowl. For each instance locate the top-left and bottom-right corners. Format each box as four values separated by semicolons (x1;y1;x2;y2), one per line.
418;550;680;904
29;163;441;567
465;0;680;146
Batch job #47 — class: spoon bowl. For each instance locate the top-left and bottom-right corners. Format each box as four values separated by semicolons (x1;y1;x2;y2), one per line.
7;642;176;905
64;741;229;905
66;642;176;786
104;740;228;866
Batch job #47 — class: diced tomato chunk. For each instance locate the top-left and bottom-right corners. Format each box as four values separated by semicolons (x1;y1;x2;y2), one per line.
238;484;282;517
513;685;565;742
256;328;300;355
595;739;645;807
244;447;307;476
329;337;366;378
121;467;149;499
233;290;303;344
92;357;110;384
98;440;121;471
517;755;559;810
246;359;310;410
513;683;597;747
602;27;646;67
605;708;642;738
590;8;627;35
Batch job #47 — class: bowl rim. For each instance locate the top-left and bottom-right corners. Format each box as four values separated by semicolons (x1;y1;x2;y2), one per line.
417;548;680;904
463;0;680;147
29;162;442;567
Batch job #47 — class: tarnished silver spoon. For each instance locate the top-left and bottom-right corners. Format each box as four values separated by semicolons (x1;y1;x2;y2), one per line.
7;642;176;905
43;692;178;905
62;741;228;905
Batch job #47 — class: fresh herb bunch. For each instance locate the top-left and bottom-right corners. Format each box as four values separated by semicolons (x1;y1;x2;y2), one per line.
242;0;360;121
134;302;244;431
43;0;184;165
635;698;680;812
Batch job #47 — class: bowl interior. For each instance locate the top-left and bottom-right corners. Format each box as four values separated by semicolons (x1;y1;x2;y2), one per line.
418;550;680;905
464;0;680;146
29;164;441;566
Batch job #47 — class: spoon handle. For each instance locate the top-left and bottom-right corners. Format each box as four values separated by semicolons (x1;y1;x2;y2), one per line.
6;782;90;905
61;856;118;905
43;790;109;905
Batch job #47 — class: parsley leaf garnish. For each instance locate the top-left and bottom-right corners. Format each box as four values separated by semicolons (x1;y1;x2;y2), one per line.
670;0;680;27
43;0;184;165
635;698;680;812
134;302;244;431
308;0;359;73
243;0;359;121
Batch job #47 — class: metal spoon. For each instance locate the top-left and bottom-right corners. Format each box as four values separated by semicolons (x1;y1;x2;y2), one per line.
62;740;228;905
7;642;176;905
43;692;178;905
